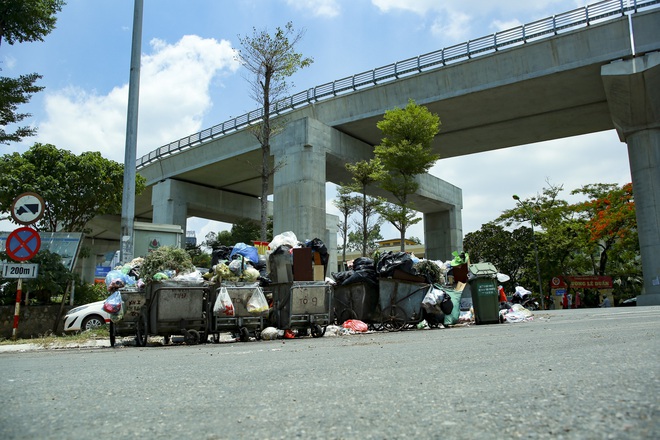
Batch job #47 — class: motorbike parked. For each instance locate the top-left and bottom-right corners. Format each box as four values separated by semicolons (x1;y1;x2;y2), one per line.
511;286;540;311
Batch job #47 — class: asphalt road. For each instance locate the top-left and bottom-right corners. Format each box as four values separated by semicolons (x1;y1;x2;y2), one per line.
1;307;658;439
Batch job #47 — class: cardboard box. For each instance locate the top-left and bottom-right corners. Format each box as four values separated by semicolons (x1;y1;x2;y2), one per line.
313;265;325;281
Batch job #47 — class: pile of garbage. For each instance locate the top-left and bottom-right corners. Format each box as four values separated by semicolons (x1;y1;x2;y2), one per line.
208;243;266;284
103;245;206;293
332;251;449;287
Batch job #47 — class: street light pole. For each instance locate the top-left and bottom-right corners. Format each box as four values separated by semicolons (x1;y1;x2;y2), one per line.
513;195;545;310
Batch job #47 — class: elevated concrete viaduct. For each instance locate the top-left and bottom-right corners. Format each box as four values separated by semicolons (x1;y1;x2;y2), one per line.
88;4;660;303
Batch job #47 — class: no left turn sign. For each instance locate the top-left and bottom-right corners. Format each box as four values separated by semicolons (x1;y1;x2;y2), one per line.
10;192;45;225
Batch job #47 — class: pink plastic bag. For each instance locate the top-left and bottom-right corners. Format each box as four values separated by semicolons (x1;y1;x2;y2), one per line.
342;319;368;332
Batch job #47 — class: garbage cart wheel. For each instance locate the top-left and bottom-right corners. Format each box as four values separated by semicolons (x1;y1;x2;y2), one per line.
381;305;406;331
184;329;200;345
136;313;148;347
239;327;250;342
311;324;325;338
109;322;116;347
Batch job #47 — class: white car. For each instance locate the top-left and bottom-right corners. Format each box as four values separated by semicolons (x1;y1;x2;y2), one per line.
63;300;112;332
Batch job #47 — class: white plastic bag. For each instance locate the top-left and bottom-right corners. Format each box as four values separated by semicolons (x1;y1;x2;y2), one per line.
246;288;269;315
261;327;279;340
213;287;235;316
269;231;298;250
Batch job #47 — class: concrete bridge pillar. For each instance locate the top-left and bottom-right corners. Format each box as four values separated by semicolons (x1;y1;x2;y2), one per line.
152;179;189;234
602;52;660;305
424;207;463;261
271;117;328;243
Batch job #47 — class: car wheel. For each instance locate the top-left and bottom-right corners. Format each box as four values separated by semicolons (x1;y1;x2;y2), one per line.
81;315;106;331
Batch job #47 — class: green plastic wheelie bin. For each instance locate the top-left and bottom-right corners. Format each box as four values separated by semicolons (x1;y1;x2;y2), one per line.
467;263;500;325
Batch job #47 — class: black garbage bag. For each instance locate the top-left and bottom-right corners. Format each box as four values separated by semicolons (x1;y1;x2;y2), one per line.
211;246;233;267
332;269;378;286
306;238;329;266
438;290;454;315
342;269;378;286
352;257;375;272
331;270;353;285
376;251;415;278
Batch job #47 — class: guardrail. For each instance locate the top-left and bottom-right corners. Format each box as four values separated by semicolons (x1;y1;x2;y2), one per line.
137;0;659;169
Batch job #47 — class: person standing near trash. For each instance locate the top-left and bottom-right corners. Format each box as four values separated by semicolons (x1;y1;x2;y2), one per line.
498;285;508;303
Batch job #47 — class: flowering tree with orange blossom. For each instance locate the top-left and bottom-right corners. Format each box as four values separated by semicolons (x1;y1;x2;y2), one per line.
571;183;638;276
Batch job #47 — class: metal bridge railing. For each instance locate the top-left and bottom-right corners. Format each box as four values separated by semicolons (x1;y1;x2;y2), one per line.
137;0;659;169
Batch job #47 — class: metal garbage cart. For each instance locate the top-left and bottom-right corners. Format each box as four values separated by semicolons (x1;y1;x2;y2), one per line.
333;281;379;326
271;281;333;337
377;278;430;331
467;263;500;325
210;282;269;342
120;280;211;347
109;287;147;347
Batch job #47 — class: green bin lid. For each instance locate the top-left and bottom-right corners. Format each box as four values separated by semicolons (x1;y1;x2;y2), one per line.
468;262;497;277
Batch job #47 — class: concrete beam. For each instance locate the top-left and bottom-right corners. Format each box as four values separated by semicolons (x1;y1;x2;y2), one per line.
152;179;266;232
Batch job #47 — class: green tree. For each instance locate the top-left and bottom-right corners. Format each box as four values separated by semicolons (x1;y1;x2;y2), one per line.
463;222;532;289
236;22;313;241
0;73;43;144
374;99;440;251
571;183;637;276
333;185;359;267
205;230;234;249
185;241;211;268
345;159;385;257
0;0;65;144
0;0;65;46
0;143;146;232
495;182;640;303
346;224;383;256
204;217;272;250
0;249;73;305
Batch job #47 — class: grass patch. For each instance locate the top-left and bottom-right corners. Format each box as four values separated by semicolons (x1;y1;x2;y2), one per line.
0;327;110;347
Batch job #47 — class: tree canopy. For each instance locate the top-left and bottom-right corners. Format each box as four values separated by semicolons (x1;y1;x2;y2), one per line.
0;0;65;145
0;143;146;232
0;73;43;144
374;99;440;250
470;181;640;306
236;21;313;240
204;217;272;249
0;0;65;46
333;185;359;265
344;159;385;257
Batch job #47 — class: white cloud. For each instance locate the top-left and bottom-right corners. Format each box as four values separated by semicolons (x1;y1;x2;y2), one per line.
371;0;580;43
286;0;341;17
2;55;17;69
371;0;440;15
430;10;472;41
491;19;522;32
36;35;239;163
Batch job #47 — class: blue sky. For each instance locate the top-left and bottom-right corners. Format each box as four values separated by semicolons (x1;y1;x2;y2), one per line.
1;0;635;249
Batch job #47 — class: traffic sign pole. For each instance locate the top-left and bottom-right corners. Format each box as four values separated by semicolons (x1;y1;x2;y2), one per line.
12;279;22;340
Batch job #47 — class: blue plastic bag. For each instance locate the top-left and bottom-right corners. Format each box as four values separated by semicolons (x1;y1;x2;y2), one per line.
105;270;136;291
229;243;259;264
